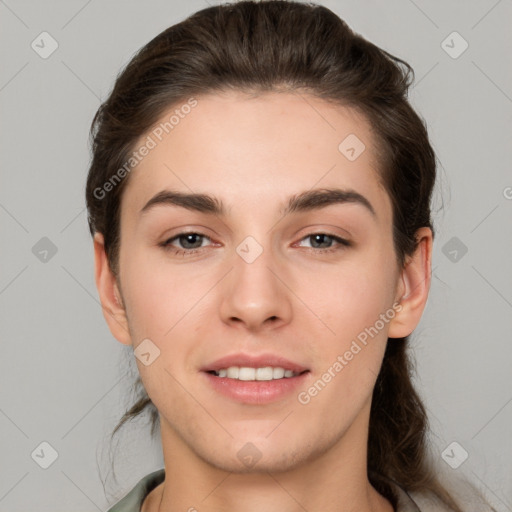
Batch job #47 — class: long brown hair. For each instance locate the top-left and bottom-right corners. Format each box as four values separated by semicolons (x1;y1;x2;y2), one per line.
86;1;490;509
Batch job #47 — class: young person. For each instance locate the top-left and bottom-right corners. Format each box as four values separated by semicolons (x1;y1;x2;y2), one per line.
86;1;496;511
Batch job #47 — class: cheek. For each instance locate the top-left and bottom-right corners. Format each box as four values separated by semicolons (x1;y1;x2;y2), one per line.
121;256;200;411
121;252;199;338
303;255;397;342
296;251;397;404
295;273;393;423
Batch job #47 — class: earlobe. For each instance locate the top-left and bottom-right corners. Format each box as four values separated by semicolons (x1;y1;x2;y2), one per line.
93;232;132;345
388;227;433;339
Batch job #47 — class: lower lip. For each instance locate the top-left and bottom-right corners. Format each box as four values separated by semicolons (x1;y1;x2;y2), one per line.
202;371;310;404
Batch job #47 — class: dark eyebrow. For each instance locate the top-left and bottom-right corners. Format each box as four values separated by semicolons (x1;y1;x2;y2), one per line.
282;188;376;218
140;187;376;218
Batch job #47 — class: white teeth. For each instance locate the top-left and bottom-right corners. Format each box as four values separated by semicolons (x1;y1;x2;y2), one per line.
226;367;239;378
239;367;256;380
256;367;273;380
272;367;285;379
212;366;302;380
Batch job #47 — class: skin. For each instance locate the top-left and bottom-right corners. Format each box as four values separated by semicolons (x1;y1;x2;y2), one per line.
94;90;432;512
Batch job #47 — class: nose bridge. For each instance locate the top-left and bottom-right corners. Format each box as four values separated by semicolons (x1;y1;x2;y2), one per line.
219;234;292;329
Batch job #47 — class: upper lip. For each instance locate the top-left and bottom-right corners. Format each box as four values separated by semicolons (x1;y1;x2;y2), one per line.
201;353;309;373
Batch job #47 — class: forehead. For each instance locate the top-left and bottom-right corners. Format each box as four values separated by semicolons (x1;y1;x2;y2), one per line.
120;90;390;223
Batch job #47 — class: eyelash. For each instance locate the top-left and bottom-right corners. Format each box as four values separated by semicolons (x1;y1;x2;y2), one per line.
159;231;351;257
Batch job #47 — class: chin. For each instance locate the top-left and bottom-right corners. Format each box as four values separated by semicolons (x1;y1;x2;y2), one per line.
204;449;310;474
193;433;331;475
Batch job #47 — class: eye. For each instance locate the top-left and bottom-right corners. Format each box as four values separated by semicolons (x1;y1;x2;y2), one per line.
160;231;212;256
159;231;351;257
295;233;351;253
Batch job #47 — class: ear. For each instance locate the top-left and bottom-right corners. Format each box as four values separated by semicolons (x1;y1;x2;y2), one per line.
93;232;132;345
388;227;433;338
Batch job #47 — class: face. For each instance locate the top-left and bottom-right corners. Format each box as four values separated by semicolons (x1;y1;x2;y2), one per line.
107;90;408;473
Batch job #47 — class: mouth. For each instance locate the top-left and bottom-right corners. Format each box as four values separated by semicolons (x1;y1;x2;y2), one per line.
201;353;310;404
206;366;308;380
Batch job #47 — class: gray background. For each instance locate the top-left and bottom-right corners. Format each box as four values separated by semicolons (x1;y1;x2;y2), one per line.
1;0;511;510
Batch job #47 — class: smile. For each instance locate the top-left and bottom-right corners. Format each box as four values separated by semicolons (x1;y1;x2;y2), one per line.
208;366;304;380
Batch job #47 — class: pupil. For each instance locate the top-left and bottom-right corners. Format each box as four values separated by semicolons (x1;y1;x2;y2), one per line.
182;234;201;248
312;234;330;248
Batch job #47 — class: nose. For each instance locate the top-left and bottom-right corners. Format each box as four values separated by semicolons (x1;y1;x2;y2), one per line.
219;243;293;332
